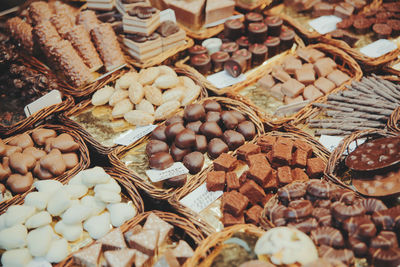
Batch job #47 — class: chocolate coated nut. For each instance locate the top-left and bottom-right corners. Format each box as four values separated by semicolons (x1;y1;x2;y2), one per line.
205;111;221;123
314;199;331;209
307;179;333;198
9;152;36;175
370;231;398;250
34;162;53;180
342;215;376;238
0;157;11;181
165;115;184;126
348;237;368;257
175;129;196;149
184;104;206;122
370;247;400;267
195;135;207;154
311;226;345;248
312;207;332;226
223;130;245;150
207;138;228;159
165;123;185;142
170;143;191;162
51;133;79;153
237;121;256;141
372;210;395;231
186;121;202;134
5;145;22;157
164;174;187;188
203;100;221;112
277;182;307;202
8;133;34;149
221;111;239;130
146;140;169;157
62;153;79;169
359;198;387;214
285;199;313;220
318;245;354;265
183;151;204;174
331;188;356;205
149;152;174;170
31;128;57;146
331;201;366;222
230;110;246;123
200;122;223;140
267;204;287;226
23;147;46;161
287;217;318;234
151;125;167;142
7;172;33;194
40;149;67;176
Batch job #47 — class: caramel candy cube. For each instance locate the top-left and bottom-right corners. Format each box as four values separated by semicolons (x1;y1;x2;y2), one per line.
248;163;272;186
282;55;303;74
297;47;325;63
272;66;291;82
284;95;304;105
237;143;261;161
295;67;316;85
292;148;308;168
222;212;245;227
247;153;270;167
226;172;240;191
292;168;309;182
303;85;323;101
281;78;305;97
206;171;226;191
314;57;337;77
294;140;313;157
307;157;326;178
269;83;284;101
266;151;273;164
221;190;249;216
327;69;350;86
263;169;278;189
258;135;277;152
262;193;275;207
213;153;237;172
245;205;264;225
240;179;266;205
258;74;275;89
314;77;336;94
277;137;294;147
277;166;293;185
272;143;292;166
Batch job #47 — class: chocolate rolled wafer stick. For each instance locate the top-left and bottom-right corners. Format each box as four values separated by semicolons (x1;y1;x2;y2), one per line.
6;17;34;54
364;77;400;102
310;118;369;123
310;122;383;129
50;14;74;38
76;10;99;32
316;129;353;136
325;111;387;121
372;75;400;95
312;103;354;112
327;95;394;114
28;1;53;25
361;77;399;103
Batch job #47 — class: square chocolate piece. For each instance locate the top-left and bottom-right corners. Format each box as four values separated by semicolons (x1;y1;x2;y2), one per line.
206;171;226;191
248;163;272;186
226;172;240;191
277;137;294;147
245;205;264;225
314;77;336;94
237;143;261;161
294;140;313;157
272;143;293;166
263;169;278;190
314;57;337;77
303;85;323;101
221;190;249;216
277;166;293;185
281;78;306;98
266;151;273;164
292;148;308;168
297;48;325;63
292;168;309;182
222;212;245;227
258;135;277;152
327;69;350;87
247;153;270;167
262;193;275;207
240;179;266;205
258;74;275;89
214;153;237;172
306;157;325;178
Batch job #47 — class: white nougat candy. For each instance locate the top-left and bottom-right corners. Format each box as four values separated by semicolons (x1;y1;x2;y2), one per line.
81;167;111;188
62;204;92;224
54;220;83;242
24;191;51;210
95;190;121;203
1;248;32;267
94;179;121;194
0;224;27;250
46;238;69;263
47;189;72;216
25;211;52;229
63;184;88;199
27;225;53;257
81;195;106;216
83;212;111;240
5;205;36;227
68;172;84;185
33;180;63;194
0;213;6;231
107;203;137;227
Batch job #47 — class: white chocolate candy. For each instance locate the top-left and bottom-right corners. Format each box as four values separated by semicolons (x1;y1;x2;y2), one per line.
158;65;177;77
92;85;114;106
83;212;111;239
154;74;179;89
128;81;144;105
25;211;52;229
112;98;133;118
47;189;72;216
62;204;92;224
27;225;53;257
81;195;106;216
0;224;27;250
94;179;121;194
63;184;88;199
81;167;111;188
0;214;6;231
54;220;83;242
24;191;51;211
138;67;160;85
136;99;154;114
95;190;121;203
108;89;129;107
33;180;62;194
107;203;137;227
46;238;69;263
117;71;138;90
5;205;36;227
1;248;32;267
68;172;84;186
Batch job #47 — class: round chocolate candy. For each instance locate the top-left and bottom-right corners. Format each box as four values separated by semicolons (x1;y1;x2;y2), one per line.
370;231;398;250
373;23;392;39
353;17;373;34
183;151;204;174
307;180;333;199
224;55;246;77
279;26;295;51
145;140;169;157
221;42;239;56
165;115;184;126
175;129;196;149
314;199;332;209
165;122;185;142
310;226;345;248
359;198;387;214
184;104;206;122
312;208;332;226
230;110;246;123
331;201;366;223
372;210;395;231
237;121;256;141
164;174;187;188
236;36;250;50
188;45;207;56
245;12;263;26
170;143;191;162
287;217;318;234
203;99;221;112
319;245;354;265
205;111;221;123
223;130;245;150
200;121;223;140
330;188;357;205
190;54;211;75
150;125;167;142
221;111;239;130
207;138;229;159
277;182;307;203
224;19;244;40
348;236;368;257
186;121;202;134
249;44;268;67
149;152;174;170
284;199;313;220
342;215;376;239
211;51;230;73
370;247;400;267
264;36;280;57
267;204;287;227
233;49;252;72
195;135;207;153
265;16;283;36
248;22;268;43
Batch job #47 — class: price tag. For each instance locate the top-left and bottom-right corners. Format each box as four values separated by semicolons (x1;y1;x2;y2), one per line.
360;39;398;58
180;183;223;213
24;90;62;117
207;70;246;89
146;162;189;183
205;14;244;28
160;9;176;23
114;125;157;146
309;15;342;34
320;135;366;154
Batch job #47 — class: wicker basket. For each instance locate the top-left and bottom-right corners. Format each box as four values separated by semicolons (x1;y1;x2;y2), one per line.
325;128;398;195
58;210;204;267
169;124;330;236
109;97;265;203
175;34;305;96
185;224;265;267
0;124;90;211
59;67;208;155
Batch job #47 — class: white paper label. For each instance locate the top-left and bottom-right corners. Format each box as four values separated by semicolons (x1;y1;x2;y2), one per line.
360;39;398;58
320;135;366;154
114;124;157;146
205;14;244;28
180;183;223;213
309;15;342;34
146;162;189;183
160;9;176;23
207;70;246;89
24;90;62;117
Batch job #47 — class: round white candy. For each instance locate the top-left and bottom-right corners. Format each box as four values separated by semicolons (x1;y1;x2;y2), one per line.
83;212;111;240
27;225;53;257
5;205;36;227
107;203;137;227
1;248;32;267
62;204;92;225
94;179;121;194
63;184;88;199
54;220;83;242
81;167;111;188
33;180;62;194
45;238;69;263
24;191;51;211
47;189;72;216
81;196;106;216
25;211;52;229
0;214;6;231
95;190;121;203
0;224;27;250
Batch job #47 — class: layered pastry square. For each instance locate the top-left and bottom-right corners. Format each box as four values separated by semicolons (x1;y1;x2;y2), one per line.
123;33;162;62
87;0;115;11
116;0;150;14
123;6;160;36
